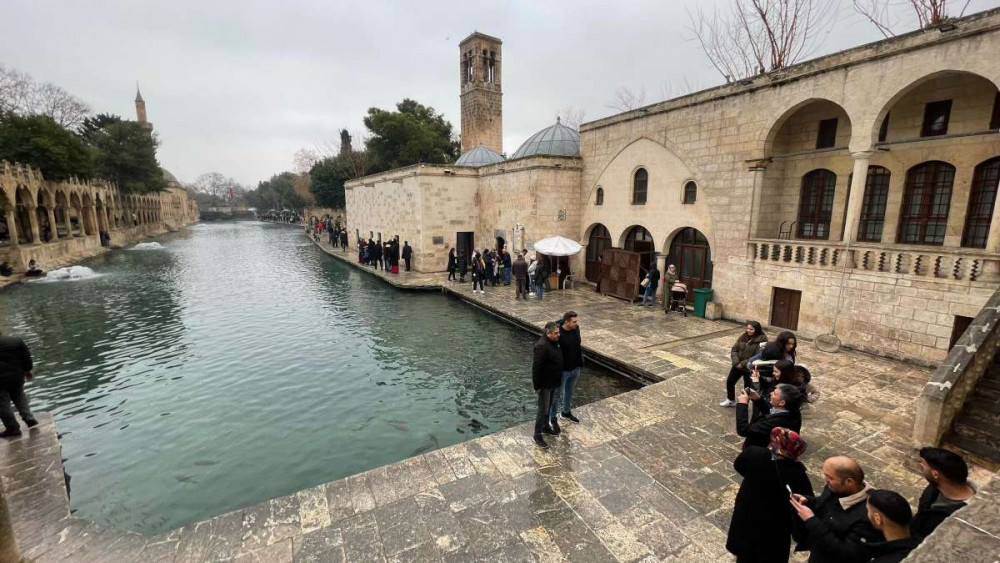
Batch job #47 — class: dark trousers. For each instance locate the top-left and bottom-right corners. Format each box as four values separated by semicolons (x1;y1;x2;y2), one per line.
534;387;556;437
448;268;456;281
516;278;528;299
726;366;751;401
472;276;484;291
0;378;34;431
404;258;410;271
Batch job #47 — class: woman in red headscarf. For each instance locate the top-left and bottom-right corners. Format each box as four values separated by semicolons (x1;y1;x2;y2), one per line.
727;427;814;562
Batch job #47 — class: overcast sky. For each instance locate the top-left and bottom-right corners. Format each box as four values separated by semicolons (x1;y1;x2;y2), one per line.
2;0;997;186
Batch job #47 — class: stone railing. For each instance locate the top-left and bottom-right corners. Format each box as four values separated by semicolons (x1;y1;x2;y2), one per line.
747;238;1000;282
912;284;1000;446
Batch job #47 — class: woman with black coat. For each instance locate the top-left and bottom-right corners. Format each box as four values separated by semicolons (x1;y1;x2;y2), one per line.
727;427;814;563
447;249;457;281
721;321;767;407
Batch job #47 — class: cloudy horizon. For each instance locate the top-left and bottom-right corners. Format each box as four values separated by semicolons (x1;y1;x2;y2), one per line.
2;0;997;187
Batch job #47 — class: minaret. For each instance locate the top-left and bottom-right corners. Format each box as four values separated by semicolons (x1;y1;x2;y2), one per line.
459;32;502;154
135;84;148;125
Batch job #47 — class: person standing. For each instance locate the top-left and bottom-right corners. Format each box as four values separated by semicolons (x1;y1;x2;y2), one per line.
790;456;880;563
512;253;529;300
447;248;457;281
866;490;919;563
639;265;660;307
457;251;468;283
662;265;679;313
910;447;976;539
402;241;412;271
0;330;37;438
471;251;485;294
340;229;348;251
720;321;767;407
501;250;512;285
534;257;549;301
727;427;813;562
551;311;583;425
532;322;563;449
484;250;495;287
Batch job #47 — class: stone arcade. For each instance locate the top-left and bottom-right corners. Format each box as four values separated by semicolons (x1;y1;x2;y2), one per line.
346;12;1000;366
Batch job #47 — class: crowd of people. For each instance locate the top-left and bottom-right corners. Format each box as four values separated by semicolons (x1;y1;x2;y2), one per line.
529;312;980;562
446;247;560;299
714;322;978;562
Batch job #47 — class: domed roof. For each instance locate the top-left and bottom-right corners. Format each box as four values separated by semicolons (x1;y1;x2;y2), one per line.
511;118;580;159
161;168;181;188
455;146;505;167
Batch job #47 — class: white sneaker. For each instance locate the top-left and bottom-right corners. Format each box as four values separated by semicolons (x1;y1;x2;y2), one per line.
719;399;736;407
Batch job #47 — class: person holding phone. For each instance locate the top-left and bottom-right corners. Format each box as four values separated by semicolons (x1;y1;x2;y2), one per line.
736;382;803;448
727;427;813;562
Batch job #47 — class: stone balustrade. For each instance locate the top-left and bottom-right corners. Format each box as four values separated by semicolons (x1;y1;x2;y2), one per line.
747;238;1000;282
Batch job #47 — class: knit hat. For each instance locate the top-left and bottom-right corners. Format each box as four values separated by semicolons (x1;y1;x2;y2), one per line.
769;427;806;461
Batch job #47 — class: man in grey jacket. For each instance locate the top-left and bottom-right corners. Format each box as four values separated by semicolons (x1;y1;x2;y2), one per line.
0;330;37;438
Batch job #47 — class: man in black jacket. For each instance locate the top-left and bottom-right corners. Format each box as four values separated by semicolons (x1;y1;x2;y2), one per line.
532;322;563;449
736;382;802;448
910;447;976;540
0;331;37;438
866;489;919;563
551;311;583;427
790;456;881;563
402;241;412;271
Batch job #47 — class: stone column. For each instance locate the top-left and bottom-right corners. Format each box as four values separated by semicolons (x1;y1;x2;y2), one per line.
26;206;40;244
0;482;21;563
4;210;18;245
47;208;58;240
843;151;873;244
87;206;98;236
746;158;768;252
63;210;73;238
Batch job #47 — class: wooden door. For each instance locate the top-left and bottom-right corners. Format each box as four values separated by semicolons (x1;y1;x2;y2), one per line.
600;249;641;302
771;288;801;331
678;245;710;300
456;232;474;261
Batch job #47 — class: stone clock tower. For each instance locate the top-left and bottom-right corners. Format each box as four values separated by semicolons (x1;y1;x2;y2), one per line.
459;32;502;154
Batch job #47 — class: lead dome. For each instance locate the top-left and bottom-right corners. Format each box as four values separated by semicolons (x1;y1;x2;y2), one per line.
510;118;580;159
455;146;505;167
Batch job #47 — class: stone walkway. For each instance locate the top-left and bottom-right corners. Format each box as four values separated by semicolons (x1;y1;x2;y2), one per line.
2;234;994;562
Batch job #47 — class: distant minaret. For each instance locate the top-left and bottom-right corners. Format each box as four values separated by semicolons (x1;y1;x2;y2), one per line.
459;32;502;154
135;84;149;126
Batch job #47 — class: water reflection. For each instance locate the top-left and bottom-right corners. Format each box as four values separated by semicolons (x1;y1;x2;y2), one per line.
0;222;638;534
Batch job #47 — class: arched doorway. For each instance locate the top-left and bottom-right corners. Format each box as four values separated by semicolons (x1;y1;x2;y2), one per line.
668;228;712;299
623;225;655;278
585;224;612;282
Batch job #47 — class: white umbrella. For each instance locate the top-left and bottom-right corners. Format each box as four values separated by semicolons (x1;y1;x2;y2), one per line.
533;236;582;256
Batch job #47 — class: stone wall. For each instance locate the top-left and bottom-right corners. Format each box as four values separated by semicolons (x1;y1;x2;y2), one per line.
578;9;1000;363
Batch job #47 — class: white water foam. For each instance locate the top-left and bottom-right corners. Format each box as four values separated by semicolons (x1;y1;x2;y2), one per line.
35;266;102;282
132;242;164;250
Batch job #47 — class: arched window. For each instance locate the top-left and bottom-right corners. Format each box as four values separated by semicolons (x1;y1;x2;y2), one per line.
962;157;1000;248
595;187;604;206
585;224;612;282
632;168;648;205
683;181;697;204
857;166;891;242
898;161;955;245
797;169;836;239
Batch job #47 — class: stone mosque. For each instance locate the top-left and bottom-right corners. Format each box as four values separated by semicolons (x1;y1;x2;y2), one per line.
353;11;1000;368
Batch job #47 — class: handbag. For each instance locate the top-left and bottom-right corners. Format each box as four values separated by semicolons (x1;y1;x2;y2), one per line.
640;277;649;288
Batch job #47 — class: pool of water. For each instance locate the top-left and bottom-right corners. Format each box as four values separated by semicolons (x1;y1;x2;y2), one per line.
0;221;638;534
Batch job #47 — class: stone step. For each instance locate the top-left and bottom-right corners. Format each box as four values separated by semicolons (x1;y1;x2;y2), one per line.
949;418;1000;464
946;428;1000;466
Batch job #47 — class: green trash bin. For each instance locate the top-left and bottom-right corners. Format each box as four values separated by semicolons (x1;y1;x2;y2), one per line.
693;287;713;318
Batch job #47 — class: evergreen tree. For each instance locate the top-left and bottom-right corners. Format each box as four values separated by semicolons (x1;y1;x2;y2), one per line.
363;98;460;171
88;120;167;193
0;111;94;181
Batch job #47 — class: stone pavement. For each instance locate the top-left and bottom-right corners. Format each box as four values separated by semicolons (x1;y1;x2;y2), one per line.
1;234;993;562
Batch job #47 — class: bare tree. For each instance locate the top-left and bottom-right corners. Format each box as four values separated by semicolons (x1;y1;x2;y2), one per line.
29;82;90;129
606;87;647;113
194;172;241;203
852;0;972;37
659;76;707;102
0;65;90;128
557;106;587;129
292;148;320;173
340;130;374;179
687;0;836;82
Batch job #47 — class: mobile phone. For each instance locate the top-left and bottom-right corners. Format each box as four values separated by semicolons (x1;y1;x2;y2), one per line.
786;485;793;496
